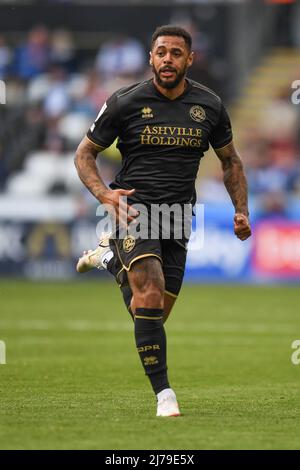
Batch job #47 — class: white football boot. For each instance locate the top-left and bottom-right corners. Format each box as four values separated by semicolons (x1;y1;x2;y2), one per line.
156;388;181;417
76;232;113;273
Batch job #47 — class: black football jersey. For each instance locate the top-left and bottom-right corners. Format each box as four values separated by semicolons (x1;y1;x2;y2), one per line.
87;78;232;205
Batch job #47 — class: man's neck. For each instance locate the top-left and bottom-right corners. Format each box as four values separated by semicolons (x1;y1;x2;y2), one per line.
153;78;187;100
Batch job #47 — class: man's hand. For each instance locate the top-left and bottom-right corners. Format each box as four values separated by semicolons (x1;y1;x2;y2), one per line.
234;213;251;241
74;135;138;226
100;188;139;226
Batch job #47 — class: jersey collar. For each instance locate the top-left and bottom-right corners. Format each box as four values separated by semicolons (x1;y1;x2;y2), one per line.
150;78;192;101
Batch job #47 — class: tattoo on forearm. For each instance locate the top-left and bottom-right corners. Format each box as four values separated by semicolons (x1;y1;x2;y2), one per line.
222;154;249;216
215;143;249;216
74;145;107;200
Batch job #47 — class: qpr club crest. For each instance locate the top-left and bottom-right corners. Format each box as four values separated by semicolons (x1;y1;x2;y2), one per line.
123;235;136;253
190;105;206;123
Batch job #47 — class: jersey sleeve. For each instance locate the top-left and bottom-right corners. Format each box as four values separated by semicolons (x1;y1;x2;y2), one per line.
209;103;233;149
87;93;120;148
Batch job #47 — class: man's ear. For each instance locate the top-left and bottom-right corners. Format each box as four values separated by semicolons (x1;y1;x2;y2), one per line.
187;51;194;68
149;51;153;66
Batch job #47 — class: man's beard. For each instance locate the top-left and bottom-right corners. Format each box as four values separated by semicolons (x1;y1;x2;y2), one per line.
152;65;187;89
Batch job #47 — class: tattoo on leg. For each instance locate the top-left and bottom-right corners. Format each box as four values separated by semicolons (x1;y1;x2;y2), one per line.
128;257;165;292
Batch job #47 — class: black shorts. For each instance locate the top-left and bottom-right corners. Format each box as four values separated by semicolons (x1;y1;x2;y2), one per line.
110;235;187;298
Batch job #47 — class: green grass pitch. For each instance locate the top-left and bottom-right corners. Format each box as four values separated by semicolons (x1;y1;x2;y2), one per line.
0;280;299;450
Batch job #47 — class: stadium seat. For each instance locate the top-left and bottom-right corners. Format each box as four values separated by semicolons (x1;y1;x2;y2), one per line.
58;113;91;145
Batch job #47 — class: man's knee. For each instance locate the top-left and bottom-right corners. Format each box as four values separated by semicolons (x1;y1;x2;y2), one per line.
137;283;164;308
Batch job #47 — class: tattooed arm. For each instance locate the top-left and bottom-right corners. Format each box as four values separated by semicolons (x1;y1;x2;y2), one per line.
74;136;138;223
74;136;108;200
214;142;251;241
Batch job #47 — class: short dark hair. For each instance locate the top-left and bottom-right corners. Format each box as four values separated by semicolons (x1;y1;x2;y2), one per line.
151;25;192;51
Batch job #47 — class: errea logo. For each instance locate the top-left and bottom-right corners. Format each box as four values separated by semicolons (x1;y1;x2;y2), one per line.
141;107;153;119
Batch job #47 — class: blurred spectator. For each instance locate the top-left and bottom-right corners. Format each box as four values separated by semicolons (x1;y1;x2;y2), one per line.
43;117;66;153
241;118;300;216
260;88;298;141
43;65;70;118
197;168;230;204
1;104;45;187
95;35;145;80
69;69;109;117
51;29;76;73
0;35;11;79
13;25;51;80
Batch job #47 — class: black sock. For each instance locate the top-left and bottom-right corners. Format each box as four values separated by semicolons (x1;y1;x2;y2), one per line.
134;308;170;394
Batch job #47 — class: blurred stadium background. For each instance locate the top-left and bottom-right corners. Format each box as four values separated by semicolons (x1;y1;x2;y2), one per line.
1;0;300;283
1;0;300;450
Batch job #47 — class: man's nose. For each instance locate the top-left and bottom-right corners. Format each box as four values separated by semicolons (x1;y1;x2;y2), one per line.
163;53;172;63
